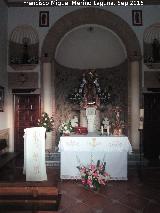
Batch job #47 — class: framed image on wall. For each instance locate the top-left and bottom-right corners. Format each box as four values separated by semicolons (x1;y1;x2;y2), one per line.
132;10;142;26
0;86;4;112
39;11;49;27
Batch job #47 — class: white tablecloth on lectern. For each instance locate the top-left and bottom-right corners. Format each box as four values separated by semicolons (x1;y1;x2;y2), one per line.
58;134;132;180
23;127;47;181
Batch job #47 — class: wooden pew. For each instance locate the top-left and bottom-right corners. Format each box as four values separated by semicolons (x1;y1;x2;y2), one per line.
0;186;60;211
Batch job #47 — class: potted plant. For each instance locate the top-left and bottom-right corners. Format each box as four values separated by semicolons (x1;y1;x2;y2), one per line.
58;120;73;136
37;112;54;150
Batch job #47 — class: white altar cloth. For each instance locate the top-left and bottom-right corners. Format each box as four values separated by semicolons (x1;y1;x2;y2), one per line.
59;134;132;180
23;127;47;181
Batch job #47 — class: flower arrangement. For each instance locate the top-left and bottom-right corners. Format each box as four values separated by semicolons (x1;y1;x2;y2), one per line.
37;112;54;132
77;160;110;191
68;71;113;106
59;120;74;135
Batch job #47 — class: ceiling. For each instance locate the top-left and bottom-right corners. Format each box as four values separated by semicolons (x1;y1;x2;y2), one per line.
4;0;160;7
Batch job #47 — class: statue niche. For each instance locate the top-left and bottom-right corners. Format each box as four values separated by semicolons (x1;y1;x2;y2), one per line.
68;70;112;133
152;38;160;63
81;70;100;109
79;70;101;132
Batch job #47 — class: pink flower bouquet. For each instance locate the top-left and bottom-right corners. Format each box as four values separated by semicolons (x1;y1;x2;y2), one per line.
77;160;110;191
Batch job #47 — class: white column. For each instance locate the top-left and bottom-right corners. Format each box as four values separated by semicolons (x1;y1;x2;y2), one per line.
43;62;52;116
52;62;57;150
43;62;53;151
130;61;140;150
52;61;56;116
6;91;14;152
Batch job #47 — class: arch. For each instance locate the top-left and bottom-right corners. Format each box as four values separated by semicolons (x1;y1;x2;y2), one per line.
41;7;142;149
41;7;141;61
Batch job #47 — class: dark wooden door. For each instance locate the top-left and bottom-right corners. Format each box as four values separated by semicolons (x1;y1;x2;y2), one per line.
14;94;40;153
143;93;160;160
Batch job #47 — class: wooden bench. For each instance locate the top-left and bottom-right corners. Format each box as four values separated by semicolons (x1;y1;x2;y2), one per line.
0;152;17;169
0;152;18;181
0;186;60;211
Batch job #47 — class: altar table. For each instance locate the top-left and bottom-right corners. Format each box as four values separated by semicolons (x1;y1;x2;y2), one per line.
58;134;132;180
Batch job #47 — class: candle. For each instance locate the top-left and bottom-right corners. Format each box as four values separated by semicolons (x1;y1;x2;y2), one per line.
140;109;144;118
107;125;110;136
139;109;144;130
101;126;103;135
139;121;143;130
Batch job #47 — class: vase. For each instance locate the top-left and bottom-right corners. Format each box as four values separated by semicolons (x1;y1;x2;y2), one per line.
113;128;122;136
63;133;70;136
45;132;53;150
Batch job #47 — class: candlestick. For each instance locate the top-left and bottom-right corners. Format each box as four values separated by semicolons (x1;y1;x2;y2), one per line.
107;125;110;136
140;109;144;118
101;126;103;135
139;121;143;130
139;108;144;130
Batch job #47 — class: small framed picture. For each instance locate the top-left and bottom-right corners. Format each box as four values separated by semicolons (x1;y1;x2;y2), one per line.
0;86;4;112
132;10;142;26
39;11;49;27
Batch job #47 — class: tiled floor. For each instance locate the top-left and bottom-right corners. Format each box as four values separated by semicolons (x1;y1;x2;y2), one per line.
58;167;160;213
1;160;160;212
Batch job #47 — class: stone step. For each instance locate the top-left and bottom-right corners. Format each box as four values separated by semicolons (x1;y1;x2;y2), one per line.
128;151;148;166
45;152;60;161
45;152;60;167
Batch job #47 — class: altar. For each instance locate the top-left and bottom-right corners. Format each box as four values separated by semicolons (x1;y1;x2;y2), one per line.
58;134;132;180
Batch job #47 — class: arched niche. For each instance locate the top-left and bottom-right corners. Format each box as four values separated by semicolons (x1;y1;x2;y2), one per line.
55;24;127;69
41;7;142;149
144;23;160;69
41;7;141;61
9;25;39;70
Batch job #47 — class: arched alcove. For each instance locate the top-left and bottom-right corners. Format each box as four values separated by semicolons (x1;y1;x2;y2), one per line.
144;23;160;68
41;8;141;61
55;24;127;69
41;7;142;149
9;25;39;70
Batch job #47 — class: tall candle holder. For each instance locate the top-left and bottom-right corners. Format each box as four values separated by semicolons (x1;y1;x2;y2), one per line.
138;128;143;180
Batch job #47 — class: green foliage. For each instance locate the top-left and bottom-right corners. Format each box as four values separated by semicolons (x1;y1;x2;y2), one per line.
37;112;54;132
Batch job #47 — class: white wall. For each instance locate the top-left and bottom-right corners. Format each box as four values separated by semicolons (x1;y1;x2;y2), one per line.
7;5;160;70
0;0;8;130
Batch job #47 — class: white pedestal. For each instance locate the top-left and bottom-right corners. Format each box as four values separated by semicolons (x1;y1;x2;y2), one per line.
80;108;100;132
45;132;53;150
80;109;87;127
87;115;96;132
95;109;100;131
86;107;96;133
23;127;47;181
